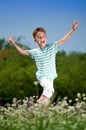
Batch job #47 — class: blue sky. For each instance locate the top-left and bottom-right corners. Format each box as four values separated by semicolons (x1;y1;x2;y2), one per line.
0;0;86;53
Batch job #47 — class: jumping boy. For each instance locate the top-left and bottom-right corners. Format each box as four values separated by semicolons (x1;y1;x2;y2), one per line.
7;21;79;104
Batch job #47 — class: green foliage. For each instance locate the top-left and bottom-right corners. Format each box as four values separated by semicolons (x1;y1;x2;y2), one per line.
0;42;37;103
55;51;86;100
0;38;5;49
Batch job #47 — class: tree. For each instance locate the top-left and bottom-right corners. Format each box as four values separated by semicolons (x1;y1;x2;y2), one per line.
0;38;5;49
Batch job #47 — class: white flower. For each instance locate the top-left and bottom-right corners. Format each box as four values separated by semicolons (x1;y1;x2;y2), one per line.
63;97;68;100
34;81;38;86
77;93;81;98
83;97;86;101
69;99;72;104
82;93;85;97
75;98;79;102
12;97;17;103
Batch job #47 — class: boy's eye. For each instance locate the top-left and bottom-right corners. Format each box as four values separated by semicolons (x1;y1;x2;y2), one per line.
37;37;41;38
37;36;45;39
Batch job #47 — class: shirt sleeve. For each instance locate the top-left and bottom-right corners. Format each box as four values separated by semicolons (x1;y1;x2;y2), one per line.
27;49;35;59
53;41;58;53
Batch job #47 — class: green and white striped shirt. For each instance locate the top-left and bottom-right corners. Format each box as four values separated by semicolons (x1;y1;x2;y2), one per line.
28;42;58;81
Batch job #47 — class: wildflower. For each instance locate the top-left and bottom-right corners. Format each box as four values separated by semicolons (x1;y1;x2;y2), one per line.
12;97;17;103
75;98;79;102
34;81;38;86
83;97;86;101
69;99;72;104
77;93;81;98
63;97;68;100
26;102;31;109
82;93;85;97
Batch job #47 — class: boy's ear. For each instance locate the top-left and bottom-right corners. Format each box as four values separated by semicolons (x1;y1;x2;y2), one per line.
34;39;37;44
34;38;36;42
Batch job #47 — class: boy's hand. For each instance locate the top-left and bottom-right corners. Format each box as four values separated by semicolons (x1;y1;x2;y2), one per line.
7;37;16;45
72;21;79;31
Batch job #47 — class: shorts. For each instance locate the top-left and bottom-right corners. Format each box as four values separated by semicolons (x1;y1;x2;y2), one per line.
39;78;55;98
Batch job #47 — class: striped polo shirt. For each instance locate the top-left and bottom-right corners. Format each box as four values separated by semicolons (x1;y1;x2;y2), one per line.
28;42;58;81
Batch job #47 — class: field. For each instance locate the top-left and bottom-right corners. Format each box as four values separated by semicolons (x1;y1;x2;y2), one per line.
0;93;86;130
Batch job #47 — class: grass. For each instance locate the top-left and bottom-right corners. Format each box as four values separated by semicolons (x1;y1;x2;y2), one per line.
0;93;86;130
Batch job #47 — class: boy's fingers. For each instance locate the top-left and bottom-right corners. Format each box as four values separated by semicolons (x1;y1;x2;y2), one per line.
7;37;13;41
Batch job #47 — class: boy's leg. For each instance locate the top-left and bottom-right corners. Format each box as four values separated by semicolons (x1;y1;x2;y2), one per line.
37;78;54;104
38;95;48;101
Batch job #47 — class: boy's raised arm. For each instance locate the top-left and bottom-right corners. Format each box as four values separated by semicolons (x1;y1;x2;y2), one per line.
58;21;79;46
7;37;29;56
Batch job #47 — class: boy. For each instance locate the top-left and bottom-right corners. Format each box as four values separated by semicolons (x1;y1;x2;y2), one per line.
7;21;79;104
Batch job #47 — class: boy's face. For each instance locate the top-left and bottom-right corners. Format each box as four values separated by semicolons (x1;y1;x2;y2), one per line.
34;31;47;48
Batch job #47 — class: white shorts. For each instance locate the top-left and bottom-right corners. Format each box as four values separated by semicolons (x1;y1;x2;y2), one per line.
39;78;55;98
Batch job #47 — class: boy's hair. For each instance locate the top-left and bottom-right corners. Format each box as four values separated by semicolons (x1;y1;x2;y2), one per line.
32;27;46;38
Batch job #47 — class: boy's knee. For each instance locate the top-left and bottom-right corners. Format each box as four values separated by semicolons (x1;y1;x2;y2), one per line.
43;87;55;98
